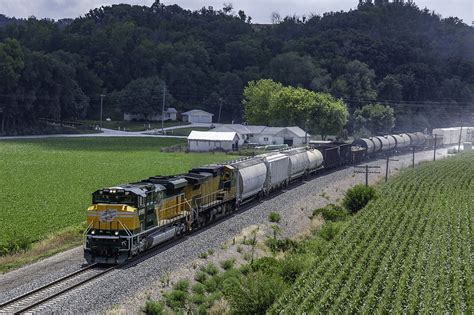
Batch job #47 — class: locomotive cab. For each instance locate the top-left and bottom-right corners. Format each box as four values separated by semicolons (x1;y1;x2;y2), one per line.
84;185;163;264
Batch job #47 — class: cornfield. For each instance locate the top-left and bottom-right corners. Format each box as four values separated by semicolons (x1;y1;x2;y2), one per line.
272;153;473;313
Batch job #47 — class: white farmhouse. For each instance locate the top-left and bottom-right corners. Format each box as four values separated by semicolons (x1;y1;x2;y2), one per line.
181;109;214;123
123;108;177;122
211;124;307;146
188;131;240;152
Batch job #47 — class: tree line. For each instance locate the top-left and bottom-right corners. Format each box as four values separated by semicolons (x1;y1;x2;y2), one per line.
0;0;472;134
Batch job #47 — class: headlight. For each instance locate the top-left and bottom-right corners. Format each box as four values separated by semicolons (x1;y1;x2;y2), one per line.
115;231;119;236
91;230;95;235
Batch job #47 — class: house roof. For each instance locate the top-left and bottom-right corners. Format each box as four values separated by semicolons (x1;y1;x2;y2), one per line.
182;109;214;116
166;107;178;113
188;131;238;141
210;124;306;138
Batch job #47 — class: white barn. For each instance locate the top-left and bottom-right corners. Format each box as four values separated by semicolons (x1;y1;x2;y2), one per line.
211;124;307;146
188;131;239;152
182;109;214;123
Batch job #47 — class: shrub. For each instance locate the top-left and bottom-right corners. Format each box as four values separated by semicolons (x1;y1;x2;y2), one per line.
201;263;219;276
198;252;208;259
191;293;206;305
194;271;207;283
208;249;215;255
250;257;281;275
313;204;348;221
164;290;188;309
268;212;281;223
279;257;307;283
220;258;235;270
342;184;377;214
224;271;286;314
265;238;298;253
143;300;165;315
319;222;342;241
192;283;206;295
204;276;222;293
0;235;32;256
173;279;190;292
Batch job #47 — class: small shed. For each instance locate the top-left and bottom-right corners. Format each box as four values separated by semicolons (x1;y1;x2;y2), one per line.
182;109;214;123
188;131;239;152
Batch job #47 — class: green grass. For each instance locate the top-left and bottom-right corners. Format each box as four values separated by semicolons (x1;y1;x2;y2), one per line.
81;120;189;131
0;137;231;248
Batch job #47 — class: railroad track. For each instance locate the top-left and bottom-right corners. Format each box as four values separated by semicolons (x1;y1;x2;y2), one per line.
0;264;114;314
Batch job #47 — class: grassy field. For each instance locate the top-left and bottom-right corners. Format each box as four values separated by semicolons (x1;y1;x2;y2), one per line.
0;137;231;250
273;152;473;313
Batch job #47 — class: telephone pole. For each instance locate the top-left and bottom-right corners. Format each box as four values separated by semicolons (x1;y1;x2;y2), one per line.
161;85;166;134
385;155;399;182
218;98;223;124
354;165;381;186
433;134;437;161
458;122;464;152
99;94;105;130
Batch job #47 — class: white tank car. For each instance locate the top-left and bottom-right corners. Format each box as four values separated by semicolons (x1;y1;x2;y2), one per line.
282;147;310;180
392;134;410;149
306;149;324;173
370;137;382;153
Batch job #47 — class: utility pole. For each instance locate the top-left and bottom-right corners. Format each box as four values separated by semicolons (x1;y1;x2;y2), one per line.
161;84;166;134
433;134;437;161
385;155;399;182
412;147;416;168
458;122;464;152
354;165;381;186
99;94;105;130
218;98;223;124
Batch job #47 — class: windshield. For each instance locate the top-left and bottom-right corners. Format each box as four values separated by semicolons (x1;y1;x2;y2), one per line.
93;193;136;206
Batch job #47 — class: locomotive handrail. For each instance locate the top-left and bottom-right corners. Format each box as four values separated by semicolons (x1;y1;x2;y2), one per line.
83;222;93;249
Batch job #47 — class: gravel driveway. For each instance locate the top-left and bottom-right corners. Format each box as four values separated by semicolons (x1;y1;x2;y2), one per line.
0;147;452;314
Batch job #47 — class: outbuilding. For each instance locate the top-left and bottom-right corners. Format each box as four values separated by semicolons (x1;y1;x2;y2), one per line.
211;124;307;147
188;131;239;152
181;109;214;123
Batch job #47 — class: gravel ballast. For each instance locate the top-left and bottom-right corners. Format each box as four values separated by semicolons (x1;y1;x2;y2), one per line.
0;147;453;313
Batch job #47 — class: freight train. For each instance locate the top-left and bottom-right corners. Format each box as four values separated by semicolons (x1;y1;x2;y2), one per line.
84;132;430;264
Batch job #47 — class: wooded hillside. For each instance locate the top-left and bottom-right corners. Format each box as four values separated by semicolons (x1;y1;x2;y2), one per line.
0;0;472;134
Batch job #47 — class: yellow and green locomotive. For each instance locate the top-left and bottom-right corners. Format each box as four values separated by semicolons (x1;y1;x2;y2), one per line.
84;165;237;264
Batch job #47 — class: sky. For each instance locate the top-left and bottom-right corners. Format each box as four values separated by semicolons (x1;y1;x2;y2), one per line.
0;0;472;25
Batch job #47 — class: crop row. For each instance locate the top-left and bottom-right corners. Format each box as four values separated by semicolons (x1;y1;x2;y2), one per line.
272;153;473;313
